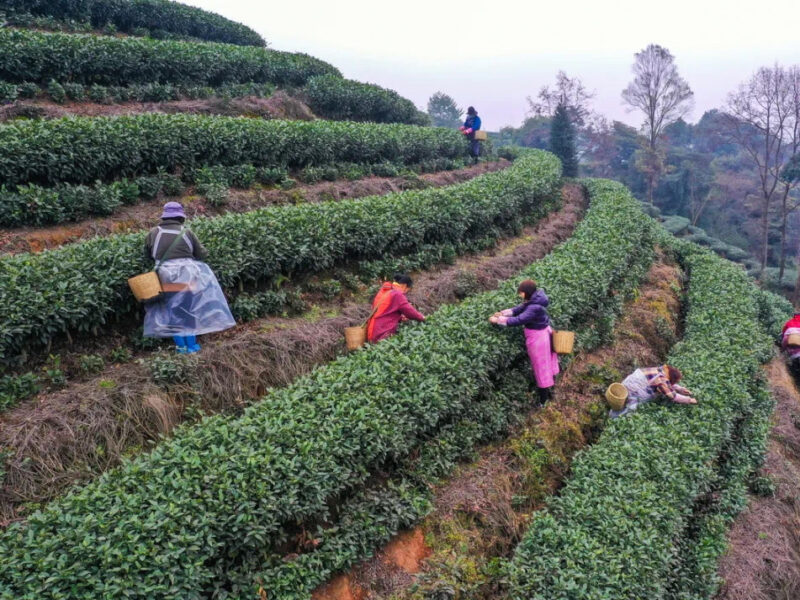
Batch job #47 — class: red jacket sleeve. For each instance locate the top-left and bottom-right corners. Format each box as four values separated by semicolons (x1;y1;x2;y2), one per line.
397;295;425;321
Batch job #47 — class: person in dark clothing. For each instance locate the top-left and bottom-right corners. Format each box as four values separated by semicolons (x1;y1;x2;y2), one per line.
460;106;483;163
142;202;235;353
489;279;559;403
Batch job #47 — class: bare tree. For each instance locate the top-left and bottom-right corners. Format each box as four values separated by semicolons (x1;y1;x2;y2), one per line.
528;71;595;127
723;64;800;280
621;44;694;204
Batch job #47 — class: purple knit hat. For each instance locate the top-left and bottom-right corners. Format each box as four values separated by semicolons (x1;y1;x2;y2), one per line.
160;201;185;220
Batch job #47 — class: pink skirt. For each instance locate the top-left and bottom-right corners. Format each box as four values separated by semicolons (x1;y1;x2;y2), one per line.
524;326;560;388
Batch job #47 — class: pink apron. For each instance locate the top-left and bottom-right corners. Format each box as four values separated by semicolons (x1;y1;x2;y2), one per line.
524;326;560;388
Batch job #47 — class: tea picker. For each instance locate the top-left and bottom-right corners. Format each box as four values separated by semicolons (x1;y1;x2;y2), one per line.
489;279;573;403
460;106;485;164
128;202;235;353
605;365;697;418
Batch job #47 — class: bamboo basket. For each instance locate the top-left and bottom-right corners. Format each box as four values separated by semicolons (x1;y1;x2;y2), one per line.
788;333;800;346
128;271;162;302
474;130;488;141
552;330;575;354
605;383;628;411
344;325;367;351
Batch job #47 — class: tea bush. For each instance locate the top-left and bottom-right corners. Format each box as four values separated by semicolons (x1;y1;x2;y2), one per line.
0;173;657;598
0;151;559;364
507;236;785;599
0;29;333;87
1;0;265;46
304;74;430;125
0;115;465;187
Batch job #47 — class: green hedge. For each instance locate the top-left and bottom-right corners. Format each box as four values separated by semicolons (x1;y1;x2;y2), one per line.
0;29;335;87
0;173;658;599
508;236;778;599
304;74;429;125
0;150;559;364
1;0;264;46
0;115;465;187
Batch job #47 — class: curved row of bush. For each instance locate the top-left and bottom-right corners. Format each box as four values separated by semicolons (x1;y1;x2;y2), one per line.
0;29;335;87
0;170;659;599
0;115;464;187
1;0;264;46
0;156;477;227
0;78;276;103
0;150;559;364
304;74;429;125
507;226;781;599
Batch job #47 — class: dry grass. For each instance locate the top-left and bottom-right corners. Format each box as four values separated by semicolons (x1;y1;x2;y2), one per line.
0;185;585;524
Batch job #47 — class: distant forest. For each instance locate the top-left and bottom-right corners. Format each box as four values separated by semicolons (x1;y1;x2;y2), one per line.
433;54;800;299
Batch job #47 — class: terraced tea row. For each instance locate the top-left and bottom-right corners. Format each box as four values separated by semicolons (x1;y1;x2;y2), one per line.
507;222;791;599
0;150;559;365
0;170;656;599
0;116;463;188
0;0;265;46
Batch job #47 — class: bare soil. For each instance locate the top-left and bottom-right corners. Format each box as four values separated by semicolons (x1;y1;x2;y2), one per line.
716;358;800;600
0;91;315;122
318;255;684;600
0;161;509;255
0;184;584;525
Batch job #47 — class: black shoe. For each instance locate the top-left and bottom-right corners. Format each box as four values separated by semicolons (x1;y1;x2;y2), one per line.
538;387;553;404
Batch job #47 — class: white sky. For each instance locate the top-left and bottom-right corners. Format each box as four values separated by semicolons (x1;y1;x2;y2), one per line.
184;0;800;131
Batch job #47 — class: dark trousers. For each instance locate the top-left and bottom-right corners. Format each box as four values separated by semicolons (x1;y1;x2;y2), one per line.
470;139;481;159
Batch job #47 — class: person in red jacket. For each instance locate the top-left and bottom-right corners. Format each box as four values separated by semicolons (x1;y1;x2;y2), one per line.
781;312;800;360
367;273;425;343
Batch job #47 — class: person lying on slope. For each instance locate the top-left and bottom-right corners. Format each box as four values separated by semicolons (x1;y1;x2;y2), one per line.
610;364;697;418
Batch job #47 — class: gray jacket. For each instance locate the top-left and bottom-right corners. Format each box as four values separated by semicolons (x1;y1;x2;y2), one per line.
143;219;208;263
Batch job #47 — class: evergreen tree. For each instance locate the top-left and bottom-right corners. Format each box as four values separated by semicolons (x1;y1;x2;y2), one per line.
550;102;578;176
427;92;463;128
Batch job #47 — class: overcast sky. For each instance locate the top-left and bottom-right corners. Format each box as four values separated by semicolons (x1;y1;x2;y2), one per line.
185;0;800;131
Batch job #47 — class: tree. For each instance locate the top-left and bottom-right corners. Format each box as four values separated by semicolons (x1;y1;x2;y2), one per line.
427;92;463;128
621;44;694;204
550;102;578;176
528;71;595;127
723;64;800;280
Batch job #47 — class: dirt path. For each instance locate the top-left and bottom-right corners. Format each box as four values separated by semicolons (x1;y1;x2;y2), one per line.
0;91;315;123
312;256;684;600
716;359;800;600
0;184;584;525
0;161;508;255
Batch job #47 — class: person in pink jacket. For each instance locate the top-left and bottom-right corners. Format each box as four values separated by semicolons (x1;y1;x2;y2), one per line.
367;273;426;343
489;279;559;403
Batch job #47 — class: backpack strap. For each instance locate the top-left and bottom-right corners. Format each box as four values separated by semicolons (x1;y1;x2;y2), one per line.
154;226;188;270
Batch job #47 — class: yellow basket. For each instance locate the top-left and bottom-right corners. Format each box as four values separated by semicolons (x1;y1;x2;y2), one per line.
605;383;628;411
552;330;575;354
788;333;800;346
128;271;162;302
344;325;367;351
474;130;488;141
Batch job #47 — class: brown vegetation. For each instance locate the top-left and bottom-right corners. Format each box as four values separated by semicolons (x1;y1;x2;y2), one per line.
321;255;683;600
0;184;584;525
0;91;314;122
0;161;509;255
716;359;800;600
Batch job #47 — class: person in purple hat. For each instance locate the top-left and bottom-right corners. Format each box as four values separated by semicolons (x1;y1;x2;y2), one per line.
142;202;235;353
